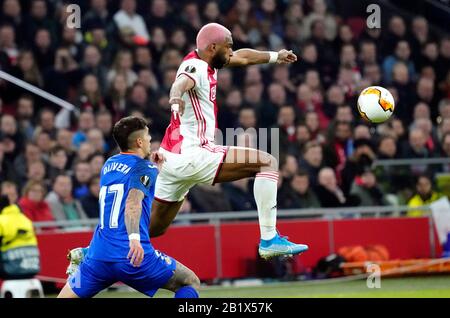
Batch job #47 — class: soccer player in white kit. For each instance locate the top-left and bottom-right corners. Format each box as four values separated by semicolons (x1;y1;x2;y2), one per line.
66;23;308;273
151;23;308;259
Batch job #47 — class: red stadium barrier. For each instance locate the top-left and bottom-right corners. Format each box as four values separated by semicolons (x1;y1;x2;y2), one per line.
36;217;442;282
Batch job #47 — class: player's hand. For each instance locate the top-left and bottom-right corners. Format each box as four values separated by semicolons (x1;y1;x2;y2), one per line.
169;97;185;118
127;239;144;267
277;49;297;64
150;151;166;171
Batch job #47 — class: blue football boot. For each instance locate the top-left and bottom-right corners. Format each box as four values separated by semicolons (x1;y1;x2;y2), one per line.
258;233;309;259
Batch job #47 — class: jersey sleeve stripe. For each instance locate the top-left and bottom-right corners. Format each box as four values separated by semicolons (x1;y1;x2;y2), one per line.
193;90;207;144
190;89;208;145
188;90;205;145
188;90;200;143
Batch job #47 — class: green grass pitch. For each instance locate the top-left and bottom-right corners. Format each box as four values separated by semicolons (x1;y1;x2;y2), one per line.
86;275;450;298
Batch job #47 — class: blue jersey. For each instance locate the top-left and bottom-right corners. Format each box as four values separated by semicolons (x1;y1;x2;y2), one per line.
87;153;159;262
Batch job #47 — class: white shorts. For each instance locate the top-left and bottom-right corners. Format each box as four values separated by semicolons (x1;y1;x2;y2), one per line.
154;144;229;202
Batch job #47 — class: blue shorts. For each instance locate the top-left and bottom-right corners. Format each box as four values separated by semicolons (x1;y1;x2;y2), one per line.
68;250;176;298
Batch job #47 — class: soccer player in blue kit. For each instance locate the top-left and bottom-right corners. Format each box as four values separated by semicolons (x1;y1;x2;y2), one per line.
57;116;200;298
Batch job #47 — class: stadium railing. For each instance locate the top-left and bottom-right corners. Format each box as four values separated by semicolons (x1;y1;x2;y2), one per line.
372;157;450;168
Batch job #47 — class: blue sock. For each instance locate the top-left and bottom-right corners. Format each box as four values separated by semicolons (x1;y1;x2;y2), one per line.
174;286;199;298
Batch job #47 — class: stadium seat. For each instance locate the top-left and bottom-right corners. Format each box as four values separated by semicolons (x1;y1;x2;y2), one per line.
0;279;44;298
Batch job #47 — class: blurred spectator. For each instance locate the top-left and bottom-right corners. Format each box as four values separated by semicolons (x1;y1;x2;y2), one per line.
18;180;54;223
189;184;232;213
341;138;376;195
43;46;83;102
45;174;87;221
83;0;111;28
0;24;18;66
374;134;411;197
299;141;323;187
96;110;115;152
280;154;298;179
238;107;258;130
218;88;242;132
77;73;106;113
276;105;297;155
323;84;345;121
383;16;407;56
77;142;96;162
407;174;444;217
80;176;100;218
146;0;171;32
401;127;433;159
81;45;108;93
440;133;450;172
413;102;431;121
382;40;416;85
362;63;382;86
416;77;438;118
304;111;325;143
107;50;138;88
259;83;287;128
180;2;202;36
9;50;43;101
1;180;18;205
13;142;41;185
1;0;23;36
133;46;154;72
72;111;95;148
113;0;149;42
26;160;47;188
323;120;353;182
411;118;439;155
73;161;93;199
349;170;389;207
89;152;105;176
222;178;256;211
32;28;54;70
358;40;378;67
87;128;108;153
47;145;69;183
1;114;25;160
0;138;17;184
56;128;76;168
288;123;311;157
353;124;371;140
105;73;129;121
302;0;337;41
24;0;57;43
315;167;359;208
16;95;36;141
278;170;321;209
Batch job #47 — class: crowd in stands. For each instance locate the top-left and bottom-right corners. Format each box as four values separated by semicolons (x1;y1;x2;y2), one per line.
0;0;449;228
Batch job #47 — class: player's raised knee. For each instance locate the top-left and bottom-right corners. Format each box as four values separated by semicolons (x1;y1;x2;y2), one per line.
259;151;278;172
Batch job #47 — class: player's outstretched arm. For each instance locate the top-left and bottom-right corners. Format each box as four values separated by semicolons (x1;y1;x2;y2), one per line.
226;49;297;67
169;74;195;117
125;188;145;267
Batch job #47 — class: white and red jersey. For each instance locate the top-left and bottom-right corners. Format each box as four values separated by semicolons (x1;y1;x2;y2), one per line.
161;50;221;154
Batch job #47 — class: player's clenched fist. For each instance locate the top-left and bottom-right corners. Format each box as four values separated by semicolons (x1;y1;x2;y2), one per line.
128;239;144;267
150;151;166;171
277;49;297;64
169;97;185;117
